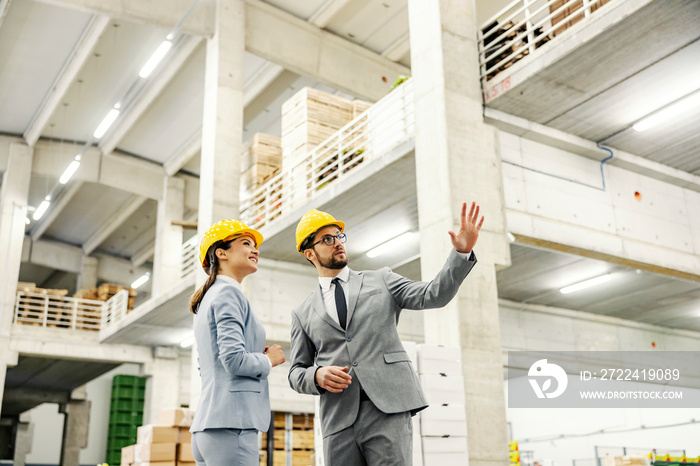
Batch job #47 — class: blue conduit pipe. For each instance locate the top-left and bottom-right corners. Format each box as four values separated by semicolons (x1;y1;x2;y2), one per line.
598;145;614;190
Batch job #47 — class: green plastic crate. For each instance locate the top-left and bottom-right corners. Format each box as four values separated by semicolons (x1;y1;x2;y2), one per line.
110;397;143;412
109;411;142;425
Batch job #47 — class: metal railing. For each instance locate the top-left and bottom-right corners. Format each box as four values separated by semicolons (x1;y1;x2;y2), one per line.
13;290;127;332
181;236;199;279
101;289;129;329
478;0;613;81
240;79;415;230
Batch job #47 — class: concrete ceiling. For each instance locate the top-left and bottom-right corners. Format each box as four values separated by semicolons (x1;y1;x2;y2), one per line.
0;0;698;347
485;0;700;175
2;356;119;416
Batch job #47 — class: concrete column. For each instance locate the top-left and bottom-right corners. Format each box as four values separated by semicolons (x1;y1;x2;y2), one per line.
198;0;245;235
59;387;91;466
143;347;180;425
192;0;246;409
76;255;98;291
152;175;185;296
0;142;33;337
407;1;510;465
13;413;34;466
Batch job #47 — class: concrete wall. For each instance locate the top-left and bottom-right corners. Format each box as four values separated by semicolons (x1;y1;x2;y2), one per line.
500;131;700;276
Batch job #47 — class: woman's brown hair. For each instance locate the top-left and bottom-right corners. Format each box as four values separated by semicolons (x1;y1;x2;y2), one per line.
189;239;233;314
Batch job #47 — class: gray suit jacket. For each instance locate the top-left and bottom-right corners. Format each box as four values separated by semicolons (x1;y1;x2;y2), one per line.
191;277;271;433
288;249;476;437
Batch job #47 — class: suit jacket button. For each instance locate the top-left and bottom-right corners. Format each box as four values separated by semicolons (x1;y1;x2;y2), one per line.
346;337;352;342
352;361;358;367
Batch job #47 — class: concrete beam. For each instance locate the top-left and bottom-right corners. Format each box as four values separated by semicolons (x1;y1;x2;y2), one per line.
485;108;700;192
9;329;153;363
243;61;284;107
96;252;151;287
32;141;165;200
30;181;84;241
28;238;82;274
99;35;203;154
163;130;201;176
98;151;164;200
381;31;410;62
83;195;148;255
35;0;215;36
24;238;151;287
23;15;110;146
308;0;350;28
245;0;409;101
131;242;155;267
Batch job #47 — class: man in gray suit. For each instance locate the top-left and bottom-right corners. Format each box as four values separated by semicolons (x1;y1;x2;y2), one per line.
288;202;484;465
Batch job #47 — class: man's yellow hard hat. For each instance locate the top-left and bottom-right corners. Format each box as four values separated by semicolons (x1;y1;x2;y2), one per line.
199;219;263;267
295;209;345;253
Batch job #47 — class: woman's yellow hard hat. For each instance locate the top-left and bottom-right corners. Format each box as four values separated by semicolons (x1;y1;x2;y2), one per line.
199;219;263;266
295;209;344;253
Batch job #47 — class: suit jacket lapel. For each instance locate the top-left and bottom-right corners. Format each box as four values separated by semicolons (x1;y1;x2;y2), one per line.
310;286;343;331
346;270;363;328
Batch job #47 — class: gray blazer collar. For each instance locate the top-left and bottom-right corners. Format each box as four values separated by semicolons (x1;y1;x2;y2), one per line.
311;269;364;331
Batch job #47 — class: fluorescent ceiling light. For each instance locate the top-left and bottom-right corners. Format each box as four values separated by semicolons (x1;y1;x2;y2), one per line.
131;272;150;289
180;335;195;348
367;232;416;258
139;40;172;78
633;91;700;132
59;159;81;184
93;108;120;139
33;198;51;220
560;274;613;294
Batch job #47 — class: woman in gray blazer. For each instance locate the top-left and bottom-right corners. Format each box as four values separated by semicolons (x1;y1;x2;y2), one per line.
188;219;285;466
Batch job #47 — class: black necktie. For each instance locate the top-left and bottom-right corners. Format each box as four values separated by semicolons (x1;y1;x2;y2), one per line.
332;277;347;330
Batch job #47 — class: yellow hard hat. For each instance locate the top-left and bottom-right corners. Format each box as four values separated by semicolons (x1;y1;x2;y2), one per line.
199;219;263;267
295;209;345;253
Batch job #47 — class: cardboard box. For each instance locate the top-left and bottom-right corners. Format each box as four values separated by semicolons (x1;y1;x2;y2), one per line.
421;436;468;464
158;408;195;427
137;425;179;444
416;344;461;375
134;442;177;462
419;373;465;405
121;444;135;464
178;443;195;463
178;426;192;443
419;405;467;437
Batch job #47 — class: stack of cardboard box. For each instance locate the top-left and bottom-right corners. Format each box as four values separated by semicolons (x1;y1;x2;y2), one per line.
120;408;195;466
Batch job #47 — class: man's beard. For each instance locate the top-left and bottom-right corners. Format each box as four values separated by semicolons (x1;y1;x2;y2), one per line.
318;251;348;270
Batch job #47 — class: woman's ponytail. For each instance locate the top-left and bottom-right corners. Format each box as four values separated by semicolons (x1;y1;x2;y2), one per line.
188;239;232;314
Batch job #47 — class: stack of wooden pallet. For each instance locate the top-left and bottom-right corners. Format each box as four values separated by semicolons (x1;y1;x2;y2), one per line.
98;283;137;311
15;282;71;328
260;412;315;466
281;88;354;166
241;133;282;196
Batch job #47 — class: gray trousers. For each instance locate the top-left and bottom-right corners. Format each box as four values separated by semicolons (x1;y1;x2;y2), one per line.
191;428;259;466
323;398;413;466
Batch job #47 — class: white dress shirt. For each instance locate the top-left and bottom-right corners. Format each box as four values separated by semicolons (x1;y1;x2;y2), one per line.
317;266;350;326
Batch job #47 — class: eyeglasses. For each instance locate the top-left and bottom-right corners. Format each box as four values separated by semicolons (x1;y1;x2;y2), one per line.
310;233;347;248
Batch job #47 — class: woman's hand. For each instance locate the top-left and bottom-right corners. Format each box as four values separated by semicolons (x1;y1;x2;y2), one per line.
264;344;285;367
